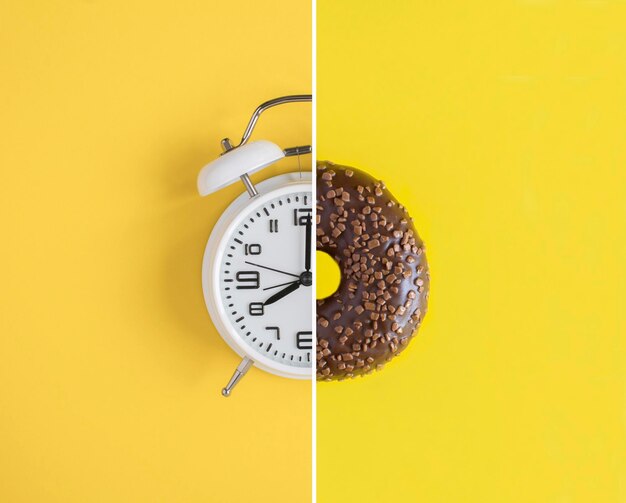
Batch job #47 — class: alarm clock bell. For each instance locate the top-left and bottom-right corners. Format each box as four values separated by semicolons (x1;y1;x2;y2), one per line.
198;94;312;199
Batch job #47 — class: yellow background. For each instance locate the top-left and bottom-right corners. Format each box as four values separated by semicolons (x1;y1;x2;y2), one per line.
317;1;626;502
0;2;311;502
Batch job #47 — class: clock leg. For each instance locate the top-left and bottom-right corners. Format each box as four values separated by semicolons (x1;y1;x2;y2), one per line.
221;356;253;397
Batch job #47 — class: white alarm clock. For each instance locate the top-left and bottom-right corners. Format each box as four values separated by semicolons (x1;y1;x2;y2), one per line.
197;95;313;397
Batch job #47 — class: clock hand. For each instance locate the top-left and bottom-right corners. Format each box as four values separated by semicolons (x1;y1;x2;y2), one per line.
244;261;299;278
263;281;301;306
304;215;312;272
263;280;299;291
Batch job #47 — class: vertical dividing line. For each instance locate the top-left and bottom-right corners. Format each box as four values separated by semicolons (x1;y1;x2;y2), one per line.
311;0;317;502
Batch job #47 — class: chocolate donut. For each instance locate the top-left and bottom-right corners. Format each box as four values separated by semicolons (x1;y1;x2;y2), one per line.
316;161;429;380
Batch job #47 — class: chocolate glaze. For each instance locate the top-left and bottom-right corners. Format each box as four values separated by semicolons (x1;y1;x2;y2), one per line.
316;161;429;380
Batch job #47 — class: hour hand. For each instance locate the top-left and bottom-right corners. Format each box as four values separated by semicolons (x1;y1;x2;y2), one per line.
263;281;300;306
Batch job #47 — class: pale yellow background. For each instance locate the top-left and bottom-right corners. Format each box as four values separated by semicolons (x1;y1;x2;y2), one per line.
317;1;626;502
0;2;311;502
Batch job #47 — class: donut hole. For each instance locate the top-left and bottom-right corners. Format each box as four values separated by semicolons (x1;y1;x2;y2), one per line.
316;251;341;299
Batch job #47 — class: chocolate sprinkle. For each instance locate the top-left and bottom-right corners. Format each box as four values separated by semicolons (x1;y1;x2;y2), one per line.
316;161;430;381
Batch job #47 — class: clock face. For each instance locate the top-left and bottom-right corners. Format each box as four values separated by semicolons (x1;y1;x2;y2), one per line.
217;189;313;371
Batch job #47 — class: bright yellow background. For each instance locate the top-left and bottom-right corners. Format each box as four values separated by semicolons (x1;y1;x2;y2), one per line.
317;1;626;502
0;2;311;502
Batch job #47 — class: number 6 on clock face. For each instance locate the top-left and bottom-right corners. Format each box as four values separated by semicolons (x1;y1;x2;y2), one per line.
202;174;313;380
296;331;312;350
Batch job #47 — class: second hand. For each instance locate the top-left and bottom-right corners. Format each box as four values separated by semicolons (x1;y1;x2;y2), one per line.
263;280;299;291
244;261;300;278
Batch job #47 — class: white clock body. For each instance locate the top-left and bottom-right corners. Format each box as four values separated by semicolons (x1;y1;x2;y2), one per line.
202;172;313;379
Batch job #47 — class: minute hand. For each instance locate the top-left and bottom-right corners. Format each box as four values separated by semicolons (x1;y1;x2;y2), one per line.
263;281;301;306
304;215;312;272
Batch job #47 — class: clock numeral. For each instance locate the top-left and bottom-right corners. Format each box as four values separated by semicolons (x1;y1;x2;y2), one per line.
269;219;279;233
249;302;264;316
293;208;312;226
244;243;262;255
235;271;260;289
265;326;280;340
296;331;312;350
